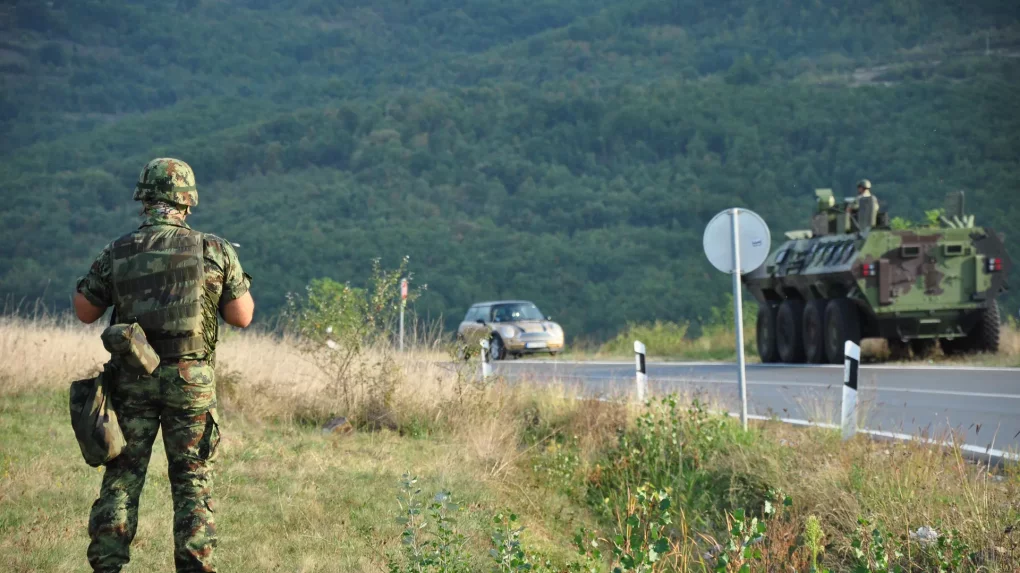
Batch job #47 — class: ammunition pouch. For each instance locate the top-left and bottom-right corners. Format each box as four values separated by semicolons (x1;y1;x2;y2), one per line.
69;364;126;467
101;323;160;375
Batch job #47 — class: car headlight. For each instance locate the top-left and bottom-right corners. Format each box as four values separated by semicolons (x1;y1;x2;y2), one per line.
498;326;517;339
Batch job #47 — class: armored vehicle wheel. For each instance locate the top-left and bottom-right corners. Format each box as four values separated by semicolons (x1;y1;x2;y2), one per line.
824;299;861;364
939;337;967;356
777;300;806;363
802;300;828;364
887;338;910;360
971;300;1001;353
756;304;780;363
910;339;937;358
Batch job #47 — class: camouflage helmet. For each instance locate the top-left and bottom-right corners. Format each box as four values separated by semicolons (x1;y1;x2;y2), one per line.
132;158;198;206
856;178;872;190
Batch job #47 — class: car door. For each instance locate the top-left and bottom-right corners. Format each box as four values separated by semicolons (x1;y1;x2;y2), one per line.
458;306;488;341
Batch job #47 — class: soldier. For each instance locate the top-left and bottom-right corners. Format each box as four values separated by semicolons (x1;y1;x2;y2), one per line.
856;178;878;205
73;158;254;573
853;178;879;230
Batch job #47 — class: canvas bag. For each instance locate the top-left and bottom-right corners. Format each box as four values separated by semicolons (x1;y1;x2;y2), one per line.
69;365;126;467
69;323;160;466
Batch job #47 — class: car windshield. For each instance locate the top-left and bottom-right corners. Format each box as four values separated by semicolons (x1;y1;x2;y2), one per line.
491;303;544;322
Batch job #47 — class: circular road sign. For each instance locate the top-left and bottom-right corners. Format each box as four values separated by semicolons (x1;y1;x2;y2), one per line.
703;208;771;275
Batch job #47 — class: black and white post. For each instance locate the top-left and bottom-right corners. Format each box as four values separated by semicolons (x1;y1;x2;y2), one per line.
841;340;861;440
634;340;647;402
480;338;493;380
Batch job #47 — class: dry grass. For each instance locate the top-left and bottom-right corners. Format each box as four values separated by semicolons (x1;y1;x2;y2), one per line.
0;315;106;394
748;421;1020;564
1;315;1017;571
861;319;1020;366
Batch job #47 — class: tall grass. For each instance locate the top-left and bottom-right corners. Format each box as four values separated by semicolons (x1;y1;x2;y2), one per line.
598;320;757;361
1;315;1017;571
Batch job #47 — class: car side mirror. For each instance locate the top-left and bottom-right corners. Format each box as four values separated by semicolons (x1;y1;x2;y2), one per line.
476;319;485;324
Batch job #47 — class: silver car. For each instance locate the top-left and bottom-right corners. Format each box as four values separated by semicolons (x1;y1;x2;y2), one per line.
457;300;565;360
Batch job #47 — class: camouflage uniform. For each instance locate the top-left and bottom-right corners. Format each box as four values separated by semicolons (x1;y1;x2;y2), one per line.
855;179;879;230
77;159;250;573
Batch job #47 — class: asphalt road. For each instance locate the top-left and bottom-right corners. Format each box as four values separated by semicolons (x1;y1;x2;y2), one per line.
493;360;1020;452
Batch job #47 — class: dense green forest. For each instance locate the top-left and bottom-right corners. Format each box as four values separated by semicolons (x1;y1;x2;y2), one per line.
1;0;1018;338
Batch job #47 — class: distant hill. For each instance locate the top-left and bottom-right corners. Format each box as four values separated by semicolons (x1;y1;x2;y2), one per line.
1;0;1018;337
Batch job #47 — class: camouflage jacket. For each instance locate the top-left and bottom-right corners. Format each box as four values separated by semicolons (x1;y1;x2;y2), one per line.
77;214;251;362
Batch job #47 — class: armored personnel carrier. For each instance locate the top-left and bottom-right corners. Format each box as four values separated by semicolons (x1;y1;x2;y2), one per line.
743;191;1011;364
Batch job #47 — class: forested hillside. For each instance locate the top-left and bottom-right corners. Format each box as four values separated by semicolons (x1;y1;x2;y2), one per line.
2;0;1018;338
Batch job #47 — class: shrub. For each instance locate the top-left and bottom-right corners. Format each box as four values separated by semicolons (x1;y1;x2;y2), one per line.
284;256;424;420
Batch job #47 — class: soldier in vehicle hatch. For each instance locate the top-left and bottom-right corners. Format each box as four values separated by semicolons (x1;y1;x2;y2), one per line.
73;158;254;573
852;178;879;231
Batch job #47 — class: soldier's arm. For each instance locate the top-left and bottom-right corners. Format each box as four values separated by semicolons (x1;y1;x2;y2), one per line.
74;245;113;324
214;238;254;328
222;292;254;328
73;293;106;324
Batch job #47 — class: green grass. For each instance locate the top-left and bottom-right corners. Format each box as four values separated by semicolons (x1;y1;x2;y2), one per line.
0;388;594;572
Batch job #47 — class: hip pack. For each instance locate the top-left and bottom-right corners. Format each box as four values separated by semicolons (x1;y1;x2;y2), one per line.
101;322;160;374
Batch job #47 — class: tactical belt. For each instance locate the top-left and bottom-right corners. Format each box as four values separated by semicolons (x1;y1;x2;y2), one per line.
148;335;208;358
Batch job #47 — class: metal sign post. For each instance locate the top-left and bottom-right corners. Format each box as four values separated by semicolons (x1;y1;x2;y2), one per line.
399;279;408;351
730;209;748;430
703;208;771;432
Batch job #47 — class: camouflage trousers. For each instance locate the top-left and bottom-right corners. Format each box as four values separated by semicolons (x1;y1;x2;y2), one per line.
87;360;220;573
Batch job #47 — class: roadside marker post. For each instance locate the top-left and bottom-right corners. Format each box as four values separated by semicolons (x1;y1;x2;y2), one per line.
634;340;647;403
842;340;861;440
480;338;493;380
703;208;771;432
399;279;408;351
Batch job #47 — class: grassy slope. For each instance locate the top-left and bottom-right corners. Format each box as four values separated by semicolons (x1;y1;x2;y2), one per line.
2;317;1019;571
0;389;592;572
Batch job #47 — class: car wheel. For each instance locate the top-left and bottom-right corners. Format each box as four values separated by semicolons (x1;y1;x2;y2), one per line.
489;335;506;361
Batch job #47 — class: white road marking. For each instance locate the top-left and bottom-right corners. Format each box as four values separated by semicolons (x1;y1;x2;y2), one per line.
509;359;1020;373
498;372;1020;399
732;413;1018;462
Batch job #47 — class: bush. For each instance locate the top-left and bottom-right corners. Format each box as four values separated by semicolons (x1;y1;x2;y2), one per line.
284;257;424;422
599;297;757;360
586;396;764;533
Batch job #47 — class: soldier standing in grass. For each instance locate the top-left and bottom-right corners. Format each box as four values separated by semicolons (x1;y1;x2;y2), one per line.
73;158;254;573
